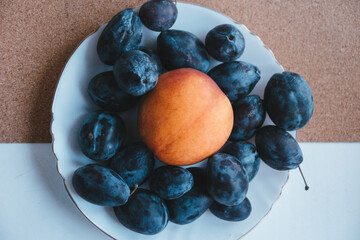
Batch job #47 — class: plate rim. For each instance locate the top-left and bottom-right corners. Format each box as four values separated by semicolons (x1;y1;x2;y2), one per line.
50;2;290;240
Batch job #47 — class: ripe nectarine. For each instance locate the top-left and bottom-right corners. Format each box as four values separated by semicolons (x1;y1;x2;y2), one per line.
138;68;233;166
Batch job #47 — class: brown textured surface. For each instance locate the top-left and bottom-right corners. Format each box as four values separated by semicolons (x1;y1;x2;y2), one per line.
0;0;359;143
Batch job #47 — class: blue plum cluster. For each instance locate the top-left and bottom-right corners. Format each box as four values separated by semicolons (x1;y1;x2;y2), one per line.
231;95;265;141
210;197;251;222
87;71;139;112
72;164;130;206
255;125;303;170
110;142;154;188
73;2;316;235
149;166;194;200
97;9;142;65
205;153;253;222
139;0;178;32
113;49;159;96
264;72;314;131
114;189;168;235
166;167;213;224
207;61;261;103
207;153;249;206
205;24;245;62
95;8;163;104
157;30;211;72
221;141;260;181
247;72;313;190
78;111;126;161
89;49;161;113
138;46;165;74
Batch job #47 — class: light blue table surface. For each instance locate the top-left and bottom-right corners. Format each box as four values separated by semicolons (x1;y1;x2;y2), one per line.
0;143;359;240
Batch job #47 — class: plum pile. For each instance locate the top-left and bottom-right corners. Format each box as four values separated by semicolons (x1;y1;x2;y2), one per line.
166;167;213;224
139;0;178;32
97;9;142;65
78;111;126;161
208;61;261;103
264;72;314;131
205;24;245;62
110;142;154;188
149;166;194;200
114;189;169;234
221;141;260;181
207;153;249;206
157;29;211;72
72;164;130;206
73;0;313;235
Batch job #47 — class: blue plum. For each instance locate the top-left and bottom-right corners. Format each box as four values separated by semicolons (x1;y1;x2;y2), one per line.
255;125;303;170
210;197;251;222
149;166;194;200
205;24;245;62
231;95;265;141
157;30;210;72
166;167;213;225
78;111;126;161
72;164;130;206
87;71;139;112
264;72;314;131
139;46;165;74
139;0;177;32
208;61;261;103
110;142;154;188
207;153;248;206
221;141;260;181
113;49;158;96
97;9;142;65
114;188;168;235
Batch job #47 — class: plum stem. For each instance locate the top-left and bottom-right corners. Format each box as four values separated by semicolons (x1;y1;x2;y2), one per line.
130;184;138;196
298;166;309;191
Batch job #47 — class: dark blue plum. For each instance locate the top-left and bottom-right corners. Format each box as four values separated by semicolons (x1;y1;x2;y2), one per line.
139;0;177;32
208;61;261;103
139;46;165;74
87;71;139;112
231;95;265;141
110;142;154;188
222;141;260;181
149;166;194;200
157;30;210;72
207;153;249;206
210;197;251;222
264;72;314;131
78;111;126;161
255;125;303;170
114;188;168;235
113;49;158;96
72;164;130;206
97;9;142;65
205;24;245;62
166;167;213;225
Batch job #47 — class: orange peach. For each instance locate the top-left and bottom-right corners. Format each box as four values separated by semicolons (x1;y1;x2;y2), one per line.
138;68;233;166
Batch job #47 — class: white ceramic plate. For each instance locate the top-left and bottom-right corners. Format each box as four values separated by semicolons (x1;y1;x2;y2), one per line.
51;2;291;240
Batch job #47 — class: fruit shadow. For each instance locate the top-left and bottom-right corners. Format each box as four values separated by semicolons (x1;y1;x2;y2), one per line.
103;206;122;226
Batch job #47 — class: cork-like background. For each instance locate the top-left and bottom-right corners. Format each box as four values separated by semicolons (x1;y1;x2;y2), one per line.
0;0;359;143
